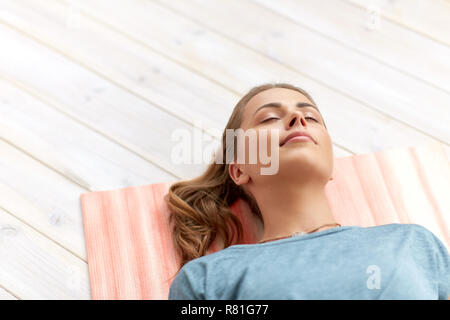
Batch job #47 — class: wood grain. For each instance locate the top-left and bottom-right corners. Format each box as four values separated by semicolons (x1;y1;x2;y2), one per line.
0;207;91;299
159;0;450;143
255;0;450;93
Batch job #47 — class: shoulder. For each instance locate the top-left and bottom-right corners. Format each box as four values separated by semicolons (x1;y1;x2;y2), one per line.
181;246;242;276
364;223;449;299
168;247;241;300
364;222;426;232
364;223;439;239
361;223;449;252
389;223;447;247
370;223;449;260
168;258;206;300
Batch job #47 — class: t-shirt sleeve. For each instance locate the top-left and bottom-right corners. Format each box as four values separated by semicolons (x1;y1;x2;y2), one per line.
168;262;206;300
428;231;450;300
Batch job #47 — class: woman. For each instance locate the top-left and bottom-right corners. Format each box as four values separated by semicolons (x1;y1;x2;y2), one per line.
166;83;450;300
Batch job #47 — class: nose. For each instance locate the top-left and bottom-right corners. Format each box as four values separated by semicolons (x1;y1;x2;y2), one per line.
288;111;307;128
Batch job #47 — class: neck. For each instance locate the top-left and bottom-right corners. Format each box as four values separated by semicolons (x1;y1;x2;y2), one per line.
254;182;336;242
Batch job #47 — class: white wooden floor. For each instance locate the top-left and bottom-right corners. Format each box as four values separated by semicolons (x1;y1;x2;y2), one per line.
0;0;449;299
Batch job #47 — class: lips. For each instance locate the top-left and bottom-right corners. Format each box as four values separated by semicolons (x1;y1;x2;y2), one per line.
280;131;316;146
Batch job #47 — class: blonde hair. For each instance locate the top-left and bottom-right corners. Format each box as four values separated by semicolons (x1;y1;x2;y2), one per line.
165;82;322;279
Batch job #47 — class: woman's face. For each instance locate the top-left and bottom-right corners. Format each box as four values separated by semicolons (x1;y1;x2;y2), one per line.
231;87;334;188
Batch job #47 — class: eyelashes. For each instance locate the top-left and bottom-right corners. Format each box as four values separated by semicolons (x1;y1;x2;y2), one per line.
261;116;319;124
260;117;278;123
306;117;319;123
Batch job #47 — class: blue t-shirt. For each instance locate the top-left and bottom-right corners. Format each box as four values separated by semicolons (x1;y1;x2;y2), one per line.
168;223;450;300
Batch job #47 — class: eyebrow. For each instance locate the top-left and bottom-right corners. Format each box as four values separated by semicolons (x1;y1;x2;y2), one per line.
253;102;320;117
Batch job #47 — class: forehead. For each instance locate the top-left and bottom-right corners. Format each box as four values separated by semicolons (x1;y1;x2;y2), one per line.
241;87;315;127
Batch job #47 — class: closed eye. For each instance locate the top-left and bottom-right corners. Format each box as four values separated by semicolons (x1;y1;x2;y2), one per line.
260;117;279;123
261;116;319;124
306;117;319;122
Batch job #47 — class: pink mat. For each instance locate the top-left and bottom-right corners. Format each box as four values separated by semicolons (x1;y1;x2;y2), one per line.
80;143;450;299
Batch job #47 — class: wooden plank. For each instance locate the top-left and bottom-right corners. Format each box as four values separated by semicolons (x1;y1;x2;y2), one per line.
0;207;91;299
344;0;450;47
0;78;176;192
46;0;443;154
0;24;212;180
0;0;238;135
0;78;179;259
254;0;450;94
0;0;350;162
0;0;352;165
0;286;18;300
158;0;450;145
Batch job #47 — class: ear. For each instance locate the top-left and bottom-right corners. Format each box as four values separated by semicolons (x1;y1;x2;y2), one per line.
228;161;250;186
